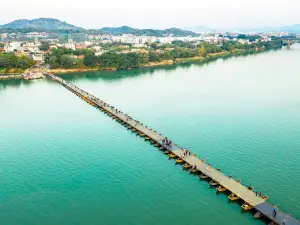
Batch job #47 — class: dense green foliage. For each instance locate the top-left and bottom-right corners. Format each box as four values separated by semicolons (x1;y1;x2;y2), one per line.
0;53;35;69
44;39;284;70
39;42;50;51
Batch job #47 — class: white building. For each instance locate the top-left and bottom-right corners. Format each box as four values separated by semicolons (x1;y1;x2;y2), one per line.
4;42;22;52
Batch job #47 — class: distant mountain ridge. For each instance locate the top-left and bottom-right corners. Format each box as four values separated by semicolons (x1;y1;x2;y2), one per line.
1;18;300;35
0;18;83;30
99;26;198;36
0;18;198;36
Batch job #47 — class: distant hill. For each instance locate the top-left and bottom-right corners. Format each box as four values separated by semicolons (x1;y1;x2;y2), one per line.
183;26;212;33
0;18;83;30
100;26;199;36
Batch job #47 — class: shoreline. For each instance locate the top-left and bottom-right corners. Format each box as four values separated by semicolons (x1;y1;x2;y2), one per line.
0;47;282;80
49;50;264;75
0;74;23;80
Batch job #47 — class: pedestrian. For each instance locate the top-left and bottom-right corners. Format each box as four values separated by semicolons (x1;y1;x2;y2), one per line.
273;206;277;217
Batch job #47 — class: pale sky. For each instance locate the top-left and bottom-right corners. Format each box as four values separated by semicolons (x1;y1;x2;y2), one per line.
1;0;300;29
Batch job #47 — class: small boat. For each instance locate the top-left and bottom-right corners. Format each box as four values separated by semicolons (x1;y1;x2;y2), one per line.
132;129;137;132
154;143;160;147
216;185;227;192
168;153;177;158
235;179;241;183
190;168;198;173
183;163;192;169
242;203;253;211
164;150;171;154
199;173;208;179
209;180;219;186
228;193;240;201
159;146;166;150
261;195;268;200
140;133;146;137
176;158;185;163
247;186;254;192
145;137;151;140
253;211;263;219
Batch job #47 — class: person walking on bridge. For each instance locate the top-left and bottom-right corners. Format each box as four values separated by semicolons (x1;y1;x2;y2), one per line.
273;206;277;217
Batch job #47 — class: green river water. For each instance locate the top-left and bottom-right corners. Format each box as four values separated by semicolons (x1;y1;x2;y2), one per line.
1;45;300;225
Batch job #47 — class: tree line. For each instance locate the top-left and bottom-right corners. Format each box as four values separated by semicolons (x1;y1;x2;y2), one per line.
45;39;284;70
0;53;35;70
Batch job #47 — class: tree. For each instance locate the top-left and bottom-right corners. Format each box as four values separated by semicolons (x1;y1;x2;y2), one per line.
83;54;97;67
60;55;74;68
39;42;50;51
197;46;207;57
148;51;160;62
74;48;94;56
49;56;59;68
74;58;85;68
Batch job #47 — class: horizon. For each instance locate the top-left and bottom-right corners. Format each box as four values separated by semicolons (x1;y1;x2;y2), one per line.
1;17;300;31
1;0;300;29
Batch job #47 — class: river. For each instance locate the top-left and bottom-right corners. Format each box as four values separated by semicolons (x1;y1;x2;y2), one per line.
1;45;300;225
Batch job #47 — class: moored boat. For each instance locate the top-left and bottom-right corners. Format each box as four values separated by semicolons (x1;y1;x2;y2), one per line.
190;168;198;173
247;186;254;191
199;173;208;179
228;193;240;201
242;202;253;211
168;153;177;158
164;150;171;154
183;163;192;169
216;185;227;192
261;195;268;200
209;180;219;186
176;158;185;163
253;211;263;219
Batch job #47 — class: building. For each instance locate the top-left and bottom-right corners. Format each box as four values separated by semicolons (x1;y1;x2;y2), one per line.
31;54;44;62
4;42;22;52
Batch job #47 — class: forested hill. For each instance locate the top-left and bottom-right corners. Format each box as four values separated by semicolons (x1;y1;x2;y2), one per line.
0;18;83;30
0;18;198;36
99;26;199;36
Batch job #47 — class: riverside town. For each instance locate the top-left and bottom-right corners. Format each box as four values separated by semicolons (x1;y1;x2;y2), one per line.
0;26;298;80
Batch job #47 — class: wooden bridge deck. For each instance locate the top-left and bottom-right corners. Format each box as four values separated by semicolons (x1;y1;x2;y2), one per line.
46;73;300;225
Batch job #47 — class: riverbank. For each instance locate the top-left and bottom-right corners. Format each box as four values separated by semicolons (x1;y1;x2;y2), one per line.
0;74;23;80
50;49;269;74
0;47;282;79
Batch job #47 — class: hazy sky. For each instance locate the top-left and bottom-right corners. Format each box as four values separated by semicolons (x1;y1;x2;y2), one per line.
1;0;300;29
